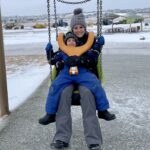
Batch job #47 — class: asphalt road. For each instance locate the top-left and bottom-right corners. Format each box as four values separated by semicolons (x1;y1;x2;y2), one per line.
0;54;150;150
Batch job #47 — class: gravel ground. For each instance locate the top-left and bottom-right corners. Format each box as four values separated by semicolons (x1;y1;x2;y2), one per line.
0;54;150;150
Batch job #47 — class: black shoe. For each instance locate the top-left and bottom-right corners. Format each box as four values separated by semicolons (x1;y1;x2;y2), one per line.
51;140;69;149
98;110;116;121
39;113;55;125
88;144;102;150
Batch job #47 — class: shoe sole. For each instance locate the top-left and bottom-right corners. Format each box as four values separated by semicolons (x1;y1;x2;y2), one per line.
50;143;69;149
99;115;116;121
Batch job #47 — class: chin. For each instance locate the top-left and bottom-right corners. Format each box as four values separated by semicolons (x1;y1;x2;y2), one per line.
77;34;84;38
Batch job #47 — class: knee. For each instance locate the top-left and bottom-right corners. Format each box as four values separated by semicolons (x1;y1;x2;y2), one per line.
79;86;96;110
60;85;74;98
79;86;94;98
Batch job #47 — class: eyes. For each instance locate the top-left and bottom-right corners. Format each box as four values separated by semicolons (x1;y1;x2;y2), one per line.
73;25;84;30
66;38;76;46
67;38;76;43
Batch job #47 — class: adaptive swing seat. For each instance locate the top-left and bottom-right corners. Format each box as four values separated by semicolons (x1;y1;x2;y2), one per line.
46;0;104;105
50;32;104;105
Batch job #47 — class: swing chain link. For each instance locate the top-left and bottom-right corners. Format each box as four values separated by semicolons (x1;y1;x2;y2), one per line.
54;0;58;38
57;0;91;4
47;0;51;42
97;0;103;81
99;0;102;36
97;0;102;36
47;0;52;81
97;0;100;36
99;0;103;82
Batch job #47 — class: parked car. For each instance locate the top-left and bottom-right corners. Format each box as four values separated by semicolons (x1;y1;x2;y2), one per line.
52;19;68;28
5;23;24;30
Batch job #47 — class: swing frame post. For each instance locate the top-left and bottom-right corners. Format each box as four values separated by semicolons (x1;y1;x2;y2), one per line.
0;10;9;117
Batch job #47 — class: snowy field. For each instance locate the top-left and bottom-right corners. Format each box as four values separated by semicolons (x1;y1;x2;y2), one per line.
3;25;150;45
2;25;150;112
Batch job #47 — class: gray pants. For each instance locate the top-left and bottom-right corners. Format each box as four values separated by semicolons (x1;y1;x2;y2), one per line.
53;85;103;146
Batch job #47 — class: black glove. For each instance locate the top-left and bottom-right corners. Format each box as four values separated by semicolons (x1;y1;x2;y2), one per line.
92;36;105;52
50;51;63;65
45;42;54;61
80;54;97;68
65;56;81;67
80;54;98;75
55;60;64;71
97;35;105;45
87;49;99;59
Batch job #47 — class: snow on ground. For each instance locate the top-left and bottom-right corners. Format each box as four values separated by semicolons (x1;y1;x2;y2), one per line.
7;64;49;111
5;55;49;111
3;25;150;46
2;25;150;112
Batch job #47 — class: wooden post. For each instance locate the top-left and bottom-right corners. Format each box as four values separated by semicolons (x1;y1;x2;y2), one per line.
0;9;9;117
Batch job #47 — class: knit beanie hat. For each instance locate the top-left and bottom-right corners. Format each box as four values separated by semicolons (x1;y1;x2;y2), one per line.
70;8;86;30
64;32;78;44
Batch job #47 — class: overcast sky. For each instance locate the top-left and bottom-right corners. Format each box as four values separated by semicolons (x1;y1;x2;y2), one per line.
1;0;150;16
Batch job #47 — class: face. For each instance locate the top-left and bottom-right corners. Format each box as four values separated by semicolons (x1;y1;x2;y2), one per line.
72;25;85;38
66;38;76;47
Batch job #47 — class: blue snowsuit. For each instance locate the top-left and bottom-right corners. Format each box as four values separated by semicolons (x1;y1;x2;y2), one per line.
45;51;110;114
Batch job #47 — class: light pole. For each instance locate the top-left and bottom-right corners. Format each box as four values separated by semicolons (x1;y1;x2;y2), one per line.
0;9;9;117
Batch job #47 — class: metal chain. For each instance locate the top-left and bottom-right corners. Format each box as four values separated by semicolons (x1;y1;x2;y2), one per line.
47;0;52;81
54;0;58;38
47;0;51;42
97;0;100;36
97;0;102;36
57;0;91;4
99;0;103;82
97;0;103;81
99;0;102;36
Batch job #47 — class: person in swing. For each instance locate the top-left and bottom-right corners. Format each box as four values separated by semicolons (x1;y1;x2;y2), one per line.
39;8;115;125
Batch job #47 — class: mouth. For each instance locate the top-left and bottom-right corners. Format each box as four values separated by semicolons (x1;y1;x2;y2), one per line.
77;33;84;37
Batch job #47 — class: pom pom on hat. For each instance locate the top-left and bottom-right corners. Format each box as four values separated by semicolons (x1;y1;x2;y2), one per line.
70;8;86;30
73;8;83;15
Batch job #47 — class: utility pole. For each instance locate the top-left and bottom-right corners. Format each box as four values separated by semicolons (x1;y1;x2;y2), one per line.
0;9;9;117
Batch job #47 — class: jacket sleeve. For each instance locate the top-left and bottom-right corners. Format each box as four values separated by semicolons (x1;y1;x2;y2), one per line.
50;51;63;65
79;38;101;69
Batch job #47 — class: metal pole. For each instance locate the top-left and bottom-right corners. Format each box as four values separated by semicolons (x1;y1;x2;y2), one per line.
0;9;9;117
